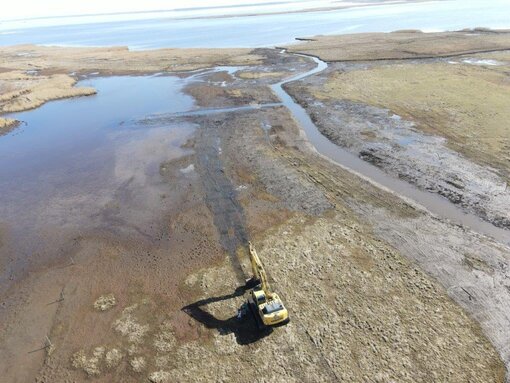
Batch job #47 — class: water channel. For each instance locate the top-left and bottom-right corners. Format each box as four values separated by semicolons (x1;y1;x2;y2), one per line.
272;54;510;243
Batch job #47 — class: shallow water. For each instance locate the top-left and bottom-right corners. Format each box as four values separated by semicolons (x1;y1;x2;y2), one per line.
272;55;510;243
0;75;195;281
1;0;509;49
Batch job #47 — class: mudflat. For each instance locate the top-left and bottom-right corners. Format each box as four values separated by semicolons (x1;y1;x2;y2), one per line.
0;32;509;383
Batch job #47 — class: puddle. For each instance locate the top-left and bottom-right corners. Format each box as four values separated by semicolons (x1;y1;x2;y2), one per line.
397;136;417;146
461;58;504;66
0;75;195;283
142;103;282;121
180;164;195;174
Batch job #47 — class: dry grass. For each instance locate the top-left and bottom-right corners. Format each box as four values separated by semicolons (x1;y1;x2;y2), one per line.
0;45;261;75
314;60;510;176
285;29;510;61
0;70;96;125
0;117;18;134
93;294;117;311
236;71;285;79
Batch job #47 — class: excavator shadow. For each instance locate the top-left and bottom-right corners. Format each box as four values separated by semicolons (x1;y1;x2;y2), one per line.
182;284;273;345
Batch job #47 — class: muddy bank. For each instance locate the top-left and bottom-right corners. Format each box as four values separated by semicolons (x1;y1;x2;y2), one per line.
284;54;510;229
185;81;279;109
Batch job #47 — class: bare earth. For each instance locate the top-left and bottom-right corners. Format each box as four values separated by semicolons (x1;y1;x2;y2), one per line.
1;32;510;383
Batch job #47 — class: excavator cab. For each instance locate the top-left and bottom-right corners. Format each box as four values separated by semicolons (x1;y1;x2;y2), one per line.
246;242;289;327
253;289;288;326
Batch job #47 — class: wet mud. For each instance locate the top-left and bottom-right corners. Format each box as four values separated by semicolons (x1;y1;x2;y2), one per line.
193;116;248;283
285;59;510;232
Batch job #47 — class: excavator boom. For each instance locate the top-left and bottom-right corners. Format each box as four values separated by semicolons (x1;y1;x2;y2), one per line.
248;241;272;299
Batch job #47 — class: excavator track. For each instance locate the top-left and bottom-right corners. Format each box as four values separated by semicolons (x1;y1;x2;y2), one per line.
247;296;266;330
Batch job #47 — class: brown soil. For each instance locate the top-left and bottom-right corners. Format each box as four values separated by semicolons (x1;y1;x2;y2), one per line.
236;71;285;79
185;82;279;108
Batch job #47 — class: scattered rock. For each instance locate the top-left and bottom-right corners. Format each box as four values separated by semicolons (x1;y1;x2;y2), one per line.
105;348;122;368
155;355;171;368
153;321;176;353
71;347;105;376
113;305;150;343
130;356;146;373
93;293;116;311
149;370;172;383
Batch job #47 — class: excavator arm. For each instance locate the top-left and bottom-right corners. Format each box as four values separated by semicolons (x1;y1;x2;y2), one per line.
248;241;273;299
246;241;289;327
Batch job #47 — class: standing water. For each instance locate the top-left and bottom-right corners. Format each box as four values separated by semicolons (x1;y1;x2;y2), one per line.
0;75;195;284
1;0;509;49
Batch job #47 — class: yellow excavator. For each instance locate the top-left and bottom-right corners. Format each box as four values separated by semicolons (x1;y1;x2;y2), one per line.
246;241;289;327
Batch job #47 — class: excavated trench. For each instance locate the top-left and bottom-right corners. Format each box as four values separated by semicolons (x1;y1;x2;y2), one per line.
194;117;248;284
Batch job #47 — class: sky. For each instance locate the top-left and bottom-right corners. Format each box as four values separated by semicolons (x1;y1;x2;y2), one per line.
1;0;329;21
